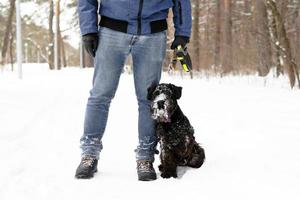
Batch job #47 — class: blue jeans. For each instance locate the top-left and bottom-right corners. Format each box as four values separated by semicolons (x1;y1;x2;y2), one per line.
80;27;166;162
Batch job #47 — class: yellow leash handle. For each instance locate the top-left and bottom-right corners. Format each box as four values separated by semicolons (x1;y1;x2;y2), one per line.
175;45;192;72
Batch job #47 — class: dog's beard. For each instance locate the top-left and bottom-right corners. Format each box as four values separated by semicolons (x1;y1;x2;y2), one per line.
151;94;173;123
152;108;170;123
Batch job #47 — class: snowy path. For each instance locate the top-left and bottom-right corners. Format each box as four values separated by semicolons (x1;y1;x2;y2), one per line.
1;65;300;200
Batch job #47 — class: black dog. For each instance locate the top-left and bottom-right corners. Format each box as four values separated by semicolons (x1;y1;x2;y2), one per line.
147;83;205;178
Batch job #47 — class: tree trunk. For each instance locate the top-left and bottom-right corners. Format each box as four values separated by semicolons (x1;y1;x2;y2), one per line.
296;18;300;69
222;0;233;74
279;0;288;19
268;9;283;77
254;0;272;76
9;31;14;71
241;0;253;70
55;0;61;70
1;0;16;66
166;11;175;71
243;0;251;48
266;0;300;88
48;0;55;70
60;34;67;67
290;1;300;70
192;0;200;71
214;0;221;71
203;0;210;70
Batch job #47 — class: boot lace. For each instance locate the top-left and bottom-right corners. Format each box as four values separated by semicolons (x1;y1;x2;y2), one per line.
82;157;95;167
137;161;153;171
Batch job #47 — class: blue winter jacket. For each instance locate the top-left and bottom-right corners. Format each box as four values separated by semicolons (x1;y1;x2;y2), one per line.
78;0;192;38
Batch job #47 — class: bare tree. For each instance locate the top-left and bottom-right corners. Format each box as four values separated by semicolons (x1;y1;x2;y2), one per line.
48;0;54;69
254;0;272;76
214;0;221;70
60;35;67;67
9;30;14;70
192;0;200;71
222;0;233;74
266;0;300;88
55;0;61;70
1;0;16;66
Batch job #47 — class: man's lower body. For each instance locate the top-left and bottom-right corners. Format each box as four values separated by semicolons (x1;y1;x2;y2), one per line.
75;27;166;180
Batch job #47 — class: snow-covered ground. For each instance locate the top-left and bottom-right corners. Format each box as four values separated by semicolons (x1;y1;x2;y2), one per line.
1;64;300;200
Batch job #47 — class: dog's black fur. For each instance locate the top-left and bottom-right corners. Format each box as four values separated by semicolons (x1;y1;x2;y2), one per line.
148;83;205;178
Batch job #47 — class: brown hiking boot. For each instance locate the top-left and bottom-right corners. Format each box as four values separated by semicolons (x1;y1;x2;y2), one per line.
137;160;157;181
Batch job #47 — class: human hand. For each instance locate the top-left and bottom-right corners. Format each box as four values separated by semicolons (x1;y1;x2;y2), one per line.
170;36;189;50
82;33;99;57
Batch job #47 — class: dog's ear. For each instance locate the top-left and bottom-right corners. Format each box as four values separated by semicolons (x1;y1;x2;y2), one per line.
170;84;182;100
147;84;157;100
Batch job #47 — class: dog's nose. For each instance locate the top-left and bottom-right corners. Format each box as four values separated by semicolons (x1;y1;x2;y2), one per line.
157;100;164;109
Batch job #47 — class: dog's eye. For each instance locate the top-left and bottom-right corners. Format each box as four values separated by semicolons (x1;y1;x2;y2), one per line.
164;91;172;97
153;91;160;96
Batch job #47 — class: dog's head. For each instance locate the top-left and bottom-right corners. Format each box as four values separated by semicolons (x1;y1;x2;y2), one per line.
147;83;182;123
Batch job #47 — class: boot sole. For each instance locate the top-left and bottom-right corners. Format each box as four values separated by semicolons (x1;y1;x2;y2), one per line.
138;172;157;181
75;169;98;179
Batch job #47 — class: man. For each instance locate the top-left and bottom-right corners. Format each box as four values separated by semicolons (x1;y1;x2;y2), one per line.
75;0;192;181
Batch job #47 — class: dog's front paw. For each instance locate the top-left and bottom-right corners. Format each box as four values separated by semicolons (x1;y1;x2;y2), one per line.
158;164;164;172
161;172;172;179
161;171;178;179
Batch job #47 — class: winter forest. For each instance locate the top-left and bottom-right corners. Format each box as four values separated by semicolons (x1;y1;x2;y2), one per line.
1;1;300;200
1;0;300;87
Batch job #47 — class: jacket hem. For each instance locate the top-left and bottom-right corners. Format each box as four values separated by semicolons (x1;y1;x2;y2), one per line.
99;15;168;35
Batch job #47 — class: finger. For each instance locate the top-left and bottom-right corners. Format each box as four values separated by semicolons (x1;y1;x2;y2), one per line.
86;46;94;58
89;49;95;57
93;38;99;51
90;44;97;58
93;41;98;56
83;43;90;53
